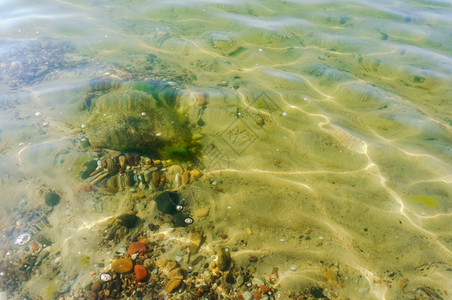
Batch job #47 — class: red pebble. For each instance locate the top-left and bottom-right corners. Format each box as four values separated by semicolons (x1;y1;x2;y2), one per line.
127;242;147;255
134;265;147;282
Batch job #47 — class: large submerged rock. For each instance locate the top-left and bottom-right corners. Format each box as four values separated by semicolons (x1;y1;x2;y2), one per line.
84;81;191;154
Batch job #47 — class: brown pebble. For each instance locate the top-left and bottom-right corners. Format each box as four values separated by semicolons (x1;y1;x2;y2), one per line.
111;258;133;273
91;281;101;292
182;171;190;185
168;267;183;281
166;261;178;272
119;155;126;169
132;193;145;199
324;269;337;282
164;278;181;293
151;172;160;189
128;242;147;255
139;237;150;245
190;169;201;179
189;232;203;254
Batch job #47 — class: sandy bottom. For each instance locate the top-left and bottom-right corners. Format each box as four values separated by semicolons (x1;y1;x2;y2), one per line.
0;74;451;300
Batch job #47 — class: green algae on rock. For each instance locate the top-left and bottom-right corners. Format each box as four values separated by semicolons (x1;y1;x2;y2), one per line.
84;81;192;155
45;191;61;207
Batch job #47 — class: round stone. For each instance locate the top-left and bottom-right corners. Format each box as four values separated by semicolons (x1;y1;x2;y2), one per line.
45;191;60;207
111;258;133;273
100;273;111;282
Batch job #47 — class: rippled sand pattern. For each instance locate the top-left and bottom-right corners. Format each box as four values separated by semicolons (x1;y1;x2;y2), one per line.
1;0;451;299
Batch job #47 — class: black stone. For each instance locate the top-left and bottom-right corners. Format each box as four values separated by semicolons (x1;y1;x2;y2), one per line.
154;191;180;215
310;287;325;298
45;191;60;207
225;271;235;284
173;213;192;227
148;223;160;231
116;213;139;228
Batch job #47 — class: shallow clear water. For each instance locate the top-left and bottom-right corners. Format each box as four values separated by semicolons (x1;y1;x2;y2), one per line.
1;0;451;299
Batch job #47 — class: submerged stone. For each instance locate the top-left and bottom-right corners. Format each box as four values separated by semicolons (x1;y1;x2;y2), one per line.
45;191;61;207
173;213;193;227
84;82;191;154
111;258;133;273
116;213;139;228
217;248;231;271
154;191;180;215
80;160;98;179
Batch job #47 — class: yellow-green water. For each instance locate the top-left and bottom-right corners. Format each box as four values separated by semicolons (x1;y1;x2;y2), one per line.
1;0;451;299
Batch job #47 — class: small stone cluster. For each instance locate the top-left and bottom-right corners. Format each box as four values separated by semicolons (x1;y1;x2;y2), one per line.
78;150;201;194
74;229;285;300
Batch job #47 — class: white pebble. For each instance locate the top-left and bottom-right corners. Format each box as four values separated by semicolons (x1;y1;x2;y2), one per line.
14;233;31;246
100;273;111;281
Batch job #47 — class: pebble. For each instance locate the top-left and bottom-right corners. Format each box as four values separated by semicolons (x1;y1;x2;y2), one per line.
189;232;203;254
190;169;200;179
182;171;190;185
151;172;160;189
143;259;153;269
91;281;101;292
111;258;133;273
173;173;182;189
164;278;181;293
134;265;148;282
243;291;253;300
236;275;244;287
100;273;111;282
217;248;231;271
116;213;138;229
128;242;147;254
252;277;264;286
194;207;209;218
45;191;61;207
132;193;145;199
165;267;183;292
324;269;337;282
117;247;127;254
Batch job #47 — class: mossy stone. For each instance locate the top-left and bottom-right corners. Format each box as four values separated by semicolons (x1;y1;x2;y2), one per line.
84;82;191;154
217;248;231;271
45;191;60;207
